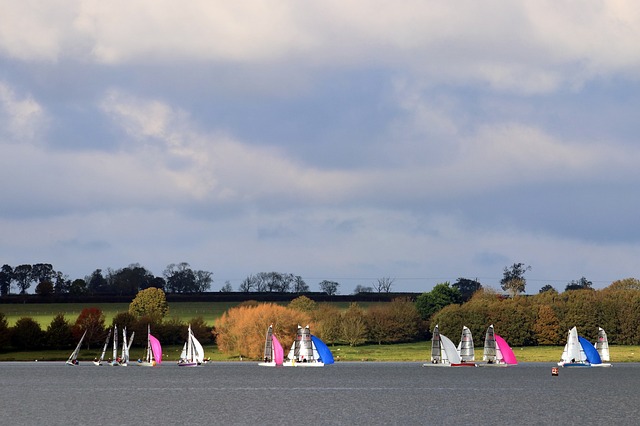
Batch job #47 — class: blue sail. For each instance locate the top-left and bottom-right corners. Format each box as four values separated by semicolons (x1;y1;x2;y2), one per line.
578;336;602;365
311;335;335;365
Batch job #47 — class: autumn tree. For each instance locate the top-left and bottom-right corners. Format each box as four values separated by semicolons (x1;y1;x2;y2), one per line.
500;263;530;296
74;308;106;349
288;295;317;313
216;303;310;359
341;303;367;346
533;305;562;345
366;298;422;344
129;287;169;321
606;277;640;291
312;304;342;345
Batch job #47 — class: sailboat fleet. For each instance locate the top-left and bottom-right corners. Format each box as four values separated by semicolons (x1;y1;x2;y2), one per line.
65;321;614;369
425;324;518;367
557;326;613;367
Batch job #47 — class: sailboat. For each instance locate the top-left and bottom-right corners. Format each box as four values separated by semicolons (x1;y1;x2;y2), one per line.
479;324;517;366
109;325;120;366
137;325;162;367
94;328;112;366
593;327;612;367
424;324;476;367
119;327;135;366
258;324;284;367
178;324;205;367
66;330;87;366
457;326;475;363
284;325;334;367
558;326;590;367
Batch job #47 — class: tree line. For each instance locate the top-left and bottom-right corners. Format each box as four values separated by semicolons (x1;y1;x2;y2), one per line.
0;260;405;297
0;288;213;352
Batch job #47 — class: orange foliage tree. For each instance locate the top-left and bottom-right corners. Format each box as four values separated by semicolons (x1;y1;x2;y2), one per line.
216;303;311;359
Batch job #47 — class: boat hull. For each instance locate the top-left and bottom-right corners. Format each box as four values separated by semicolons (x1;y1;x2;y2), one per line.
591;363;613;367
282;360;324;367
476;362;510;367
258;362;279;367
177;361;200;367
558;362;591;368
423;362;478;367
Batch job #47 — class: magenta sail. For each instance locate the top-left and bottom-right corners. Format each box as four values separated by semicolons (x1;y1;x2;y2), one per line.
149;334;163;365
495;334;517;365
272;335;284;366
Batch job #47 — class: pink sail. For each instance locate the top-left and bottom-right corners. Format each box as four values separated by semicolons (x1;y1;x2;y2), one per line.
149;334;163;365
495;334;517;365
272;334;284;366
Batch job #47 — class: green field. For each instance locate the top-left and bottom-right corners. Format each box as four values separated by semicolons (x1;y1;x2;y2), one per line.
0;302;241;327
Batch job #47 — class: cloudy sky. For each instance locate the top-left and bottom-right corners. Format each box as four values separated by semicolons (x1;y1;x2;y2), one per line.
1;1;639;294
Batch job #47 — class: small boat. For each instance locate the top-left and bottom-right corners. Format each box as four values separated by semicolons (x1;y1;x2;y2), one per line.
66;330;87;366
592;327;612;367
424;324;476;367
119;327;135;367
109;325;120;366
478;325;517;366
137;325;162;367
457;326;475;364
178;324;205;367
558;327;590;367
94;328;112;366
283;325;334;367
258;324;284;367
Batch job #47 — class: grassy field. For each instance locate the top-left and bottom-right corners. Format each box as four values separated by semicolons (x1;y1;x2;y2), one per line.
0;302;240;327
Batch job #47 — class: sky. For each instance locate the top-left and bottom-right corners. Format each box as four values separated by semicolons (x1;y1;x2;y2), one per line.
1;1;640;294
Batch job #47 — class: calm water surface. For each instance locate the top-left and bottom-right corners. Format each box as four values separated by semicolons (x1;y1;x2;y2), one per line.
1;361;638;425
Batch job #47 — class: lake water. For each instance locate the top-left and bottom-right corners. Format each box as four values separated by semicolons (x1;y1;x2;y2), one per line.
1;361;638;425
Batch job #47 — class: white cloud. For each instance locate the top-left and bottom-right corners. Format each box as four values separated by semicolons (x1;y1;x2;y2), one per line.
0;82;47;143
2;1;640;92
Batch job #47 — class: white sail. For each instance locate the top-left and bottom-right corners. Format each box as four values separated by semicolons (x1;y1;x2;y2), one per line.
120;327;128;365
440;334;462;365
284;325;324;367
111;325;119;365
180;342;187;360
458;326;475;361
595;327;610;362
191;329;205;364
482;325;496;362
95;328;112;366
66;330;87;365
178;324;205;366
558;326;588;366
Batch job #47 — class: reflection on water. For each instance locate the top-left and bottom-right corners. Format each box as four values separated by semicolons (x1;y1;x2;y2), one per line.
2;362;639;425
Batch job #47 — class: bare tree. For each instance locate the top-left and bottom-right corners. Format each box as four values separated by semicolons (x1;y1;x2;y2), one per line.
374;277;395;293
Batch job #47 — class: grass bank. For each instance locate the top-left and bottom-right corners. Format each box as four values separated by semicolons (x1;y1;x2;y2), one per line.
2;343;639;363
